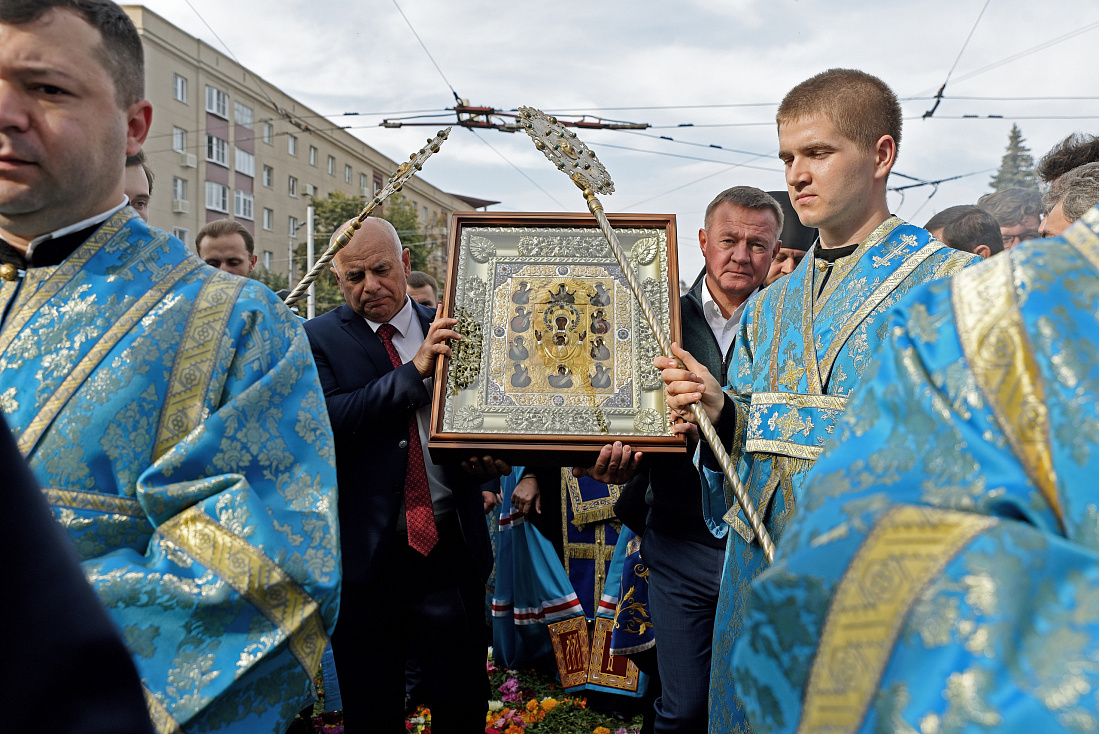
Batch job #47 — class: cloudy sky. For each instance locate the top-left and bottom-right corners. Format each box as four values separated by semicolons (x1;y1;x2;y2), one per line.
138;0;1097;275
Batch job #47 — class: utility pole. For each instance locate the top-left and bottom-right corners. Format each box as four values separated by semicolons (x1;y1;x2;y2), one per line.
306;204;316;319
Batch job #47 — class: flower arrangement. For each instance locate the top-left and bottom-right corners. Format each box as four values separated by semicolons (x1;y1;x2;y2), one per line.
485;668;641;734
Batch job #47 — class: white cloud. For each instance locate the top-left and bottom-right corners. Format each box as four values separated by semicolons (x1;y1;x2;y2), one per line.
137;0;1099;276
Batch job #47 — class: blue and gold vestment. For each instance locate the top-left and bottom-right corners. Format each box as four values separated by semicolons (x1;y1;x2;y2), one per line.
0;210;340;733
731;208;1099;733
700;218;974;732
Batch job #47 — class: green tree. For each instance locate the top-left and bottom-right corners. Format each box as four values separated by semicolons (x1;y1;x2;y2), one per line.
291;191;435;316
379;193;432;272
252;267;288;292
989;123;1038;191
291;191;364;317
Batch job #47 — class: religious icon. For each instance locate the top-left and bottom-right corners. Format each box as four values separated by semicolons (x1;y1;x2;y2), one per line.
508;336;530;361
510;363;532;388
589;364;612;389
590;309;610;335
547;364;574;389
430;212;683;464
511;281;531;305
511;306;531;333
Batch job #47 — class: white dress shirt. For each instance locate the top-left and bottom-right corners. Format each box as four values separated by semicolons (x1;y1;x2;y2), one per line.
365;296;454;517
701;279;756;356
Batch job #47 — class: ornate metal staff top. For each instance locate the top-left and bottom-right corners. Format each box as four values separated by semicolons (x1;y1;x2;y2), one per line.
284;127;453;307
517;106;775;564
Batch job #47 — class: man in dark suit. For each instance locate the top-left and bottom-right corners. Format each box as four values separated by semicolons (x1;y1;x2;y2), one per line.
564;187;792;733
304;218;505;733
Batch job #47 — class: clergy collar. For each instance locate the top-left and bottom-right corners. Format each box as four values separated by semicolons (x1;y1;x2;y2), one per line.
814;240;860;263
364;295;415;335
0;199;128;271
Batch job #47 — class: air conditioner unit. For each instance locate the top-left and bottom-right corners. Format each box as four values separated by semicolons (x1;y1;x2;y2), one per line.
304;184;317;197
172;199;190;214
179;153;198;168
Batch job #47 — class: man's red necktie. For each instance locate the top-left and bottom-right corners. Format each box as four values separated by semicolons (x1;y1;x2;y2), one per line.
377;324;438;556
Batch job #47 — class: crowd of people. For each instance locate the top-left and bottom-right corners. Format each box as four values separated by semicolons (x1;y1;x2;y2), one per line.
2;1;1099;734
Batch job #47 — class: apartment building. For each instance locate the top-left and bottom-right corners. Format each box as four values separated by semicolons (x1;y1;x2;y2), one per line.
122;5;490;282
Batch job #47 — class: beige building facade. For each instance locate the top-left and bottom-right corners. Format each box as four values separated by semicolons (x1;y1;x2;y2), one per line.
123;6;485;283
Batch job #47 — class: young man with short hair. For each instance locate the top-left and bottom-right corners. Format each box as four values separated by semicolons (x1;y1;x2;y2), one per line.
660;68;976;732
123;149;153;221
195;218;257;276
924;204;1003;258
0;3;339;730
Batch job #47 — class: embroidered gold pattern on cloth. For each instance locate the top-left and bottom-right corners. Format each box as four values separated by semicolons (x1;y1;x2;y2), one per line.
798;505;995;733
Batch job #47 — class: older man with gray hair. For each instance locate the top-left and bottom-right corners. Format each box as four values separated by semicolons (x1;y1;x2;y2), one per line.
1040;162;1099;238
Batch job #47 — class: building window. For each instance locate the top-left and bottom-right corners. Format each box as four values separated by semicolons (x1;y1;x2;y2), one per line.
205;181;229;213
289;216;298;238
359;172;367;191
205;85;228;118
327;155;335;175
234;190;254;220
173;74;187;103
263;250;272;269
345;164;353;184
288;176;298;198
373;172;383;195
262;122;273;145
288;135;298;156
172;177;187;202
173;227;189;243
234;101;253;129
262;208;273;231
172;126;187;153
205;134;228;166
234;148;255;177
262;165;273;188
309;146;317;166
423;206;429;222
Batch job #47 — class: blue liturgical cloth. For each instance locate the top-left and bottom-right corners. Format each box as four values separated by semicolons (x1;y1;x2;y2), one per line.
732;208;1099;733
0;209;341;733
697;217;975;732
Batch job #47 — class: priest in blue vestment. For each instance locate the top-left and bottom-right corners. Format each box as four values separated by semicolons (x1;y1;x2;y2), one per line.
660;69;975;732
0;4;339;731
731;207;1099;733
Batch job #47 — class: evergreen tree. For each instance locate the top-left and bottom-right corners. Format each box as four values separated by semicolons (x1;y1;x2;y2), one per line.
989;124;1038;191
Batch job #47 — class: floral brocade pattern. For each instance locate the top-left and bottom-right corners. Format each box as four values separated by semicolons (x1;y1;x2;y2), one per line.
0;211;340;734
701;221;976;733
732;210;1099;733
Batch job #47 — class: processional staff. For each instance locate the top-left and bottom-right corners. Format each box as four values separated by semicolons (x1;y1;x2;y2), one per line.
284;128;453;307
517;106;775;564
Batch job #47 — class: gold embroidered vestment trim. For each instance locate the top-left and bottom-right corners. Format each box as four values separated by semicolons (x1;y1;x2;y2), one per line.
952;254;1063;528
153;271;245;460
156;506;329;680
18;257;201;457
798;505;995;733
